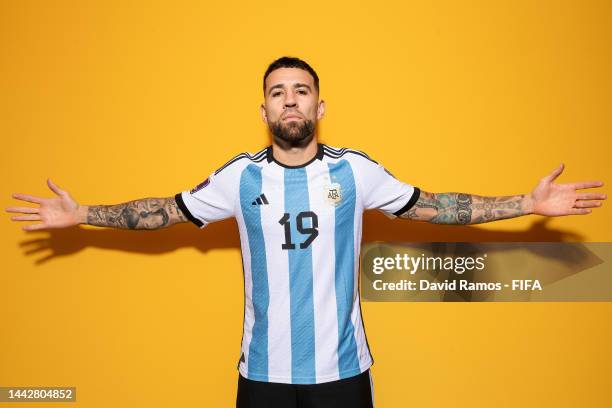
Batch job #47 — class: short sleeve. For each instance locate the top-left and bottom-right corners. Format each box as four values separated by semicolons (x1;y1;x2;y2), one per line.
175;167;238;229
352;154;420;218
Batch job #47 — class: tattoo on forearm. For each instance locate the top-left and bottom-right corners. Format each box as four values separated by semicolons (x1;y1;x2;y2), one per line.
456;193;472;224
399;192;526;225
87;197;187;229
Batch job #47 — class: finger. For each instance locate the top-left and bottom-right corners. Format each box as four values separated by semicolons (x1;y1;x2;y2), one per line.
11;214;42;221
47;178;66;196
543;163;564;183
576;193;607;200
12;193;43;204
5;206;40;214
22;223;48;231
571;181;605;190
567;208;592;215
574;201;603;208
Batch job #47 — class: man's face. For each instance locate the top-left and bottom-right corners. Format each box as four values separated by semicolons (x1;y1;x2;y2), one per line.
261;67;325;148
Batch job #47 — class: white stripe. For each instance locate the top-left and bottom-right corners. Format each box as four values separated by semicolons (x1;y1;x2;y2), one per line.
350;161;374;371
322;147;346;157
236;197;255;377
262;165;292;380
352;296;372;371
307;162;340;383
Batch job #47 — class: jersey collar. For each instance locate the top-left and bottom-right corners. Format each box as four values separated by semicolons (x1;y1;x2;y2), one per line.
266;143;324;169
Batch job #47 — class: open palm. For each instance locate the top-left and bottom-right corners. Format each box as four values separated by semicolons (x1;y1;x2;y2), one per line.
530;164;606;216
6;179;82;231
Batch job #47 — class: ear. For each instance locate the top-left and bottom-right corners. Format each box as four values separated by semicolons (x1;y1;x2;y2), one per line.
260;103;268;124
317;99;326;120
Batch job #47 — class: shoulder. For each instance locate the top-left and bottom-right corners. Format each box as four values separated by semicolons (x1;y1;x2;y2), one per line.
188;147;268;195
322;144;379;170
213;147;269;176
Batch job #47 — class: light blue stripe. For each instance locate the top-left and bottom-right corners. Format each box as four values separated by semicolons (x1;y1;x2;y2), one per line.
239;164;269;380
328;160;361;377
284;167;316;383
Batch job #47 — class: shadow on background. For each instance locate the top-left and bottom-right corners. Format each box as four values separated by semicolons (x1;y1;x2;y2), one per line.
362;212;583;243
16;211;583;265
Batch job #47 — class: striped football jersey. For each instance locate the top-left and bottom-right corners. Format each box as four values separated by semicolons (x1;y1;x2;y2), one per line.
175;143;420;384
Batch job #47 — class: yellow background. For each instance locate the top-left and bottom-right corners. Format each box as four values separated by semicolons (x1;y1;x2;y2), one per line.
1;1;611;406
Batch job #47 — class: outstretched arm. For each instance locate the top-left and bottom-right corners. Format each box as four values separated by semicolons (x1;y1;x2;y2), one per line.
399;164;606;225
86;197;188;229
6;179;188;231
399;191;529;224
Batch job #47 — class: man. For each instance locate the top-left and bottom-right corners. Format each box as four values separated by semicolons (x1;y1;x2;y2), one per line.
6;57;606;408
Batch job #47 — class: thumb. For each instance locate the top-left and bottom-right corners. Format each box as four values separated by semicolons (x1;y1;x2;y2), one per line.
542;163;564;183
47;178;67;197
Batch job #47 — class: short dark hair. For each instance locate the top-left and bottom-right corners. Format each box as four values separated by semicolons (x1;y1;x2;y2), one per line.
263;56;319;95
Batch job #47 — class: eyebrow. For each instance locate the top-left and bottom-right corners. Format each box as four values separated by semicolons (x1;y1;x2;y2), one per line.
268;82;312;95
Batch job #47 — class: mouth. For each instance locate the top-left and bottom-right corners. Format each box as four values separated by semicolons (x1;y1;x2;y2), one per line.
282;113;303;121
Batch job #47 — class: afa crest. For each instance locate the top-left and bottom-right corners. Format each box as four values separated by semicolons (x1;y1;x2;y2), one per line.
326;182;342;206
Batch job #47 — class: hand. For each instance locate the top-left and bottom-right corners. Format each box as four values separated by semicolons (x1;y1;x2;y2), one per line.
525;164;606;216
6;179;86;231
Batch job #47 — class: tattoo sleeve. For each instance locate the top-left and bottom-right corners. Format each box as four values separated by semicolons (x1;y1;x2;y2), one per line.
399;191;527;225
87;197;188;230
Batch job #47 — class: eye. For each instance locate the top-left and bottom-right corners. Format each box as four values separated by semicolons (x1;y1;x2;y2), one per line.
272;91;281;97
297;89;308;95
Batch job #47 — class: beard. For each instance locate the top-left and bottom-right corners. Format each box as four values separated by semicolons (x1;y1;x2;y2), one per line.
269;117;316;149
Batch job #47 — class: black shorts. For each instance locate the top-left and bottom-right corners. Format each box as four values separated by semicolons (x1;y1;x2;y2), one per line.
236;369;375;408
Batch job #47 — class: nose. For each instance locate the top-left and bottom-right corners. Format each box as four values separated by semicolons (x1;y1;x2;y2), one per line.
284;91;298;109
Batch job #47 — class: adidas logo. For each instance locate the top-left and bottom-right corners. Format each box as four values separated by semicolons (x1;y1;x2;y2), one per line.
251;193;269;206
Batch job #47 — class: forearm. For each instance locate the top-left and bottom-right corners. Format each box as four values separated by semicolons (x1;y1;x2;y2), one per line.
399;191;534;225
82;197;188;229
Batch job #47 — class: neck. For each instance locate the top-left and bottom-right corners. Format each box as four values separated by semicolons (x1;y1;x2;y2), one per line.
271;137;319;166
